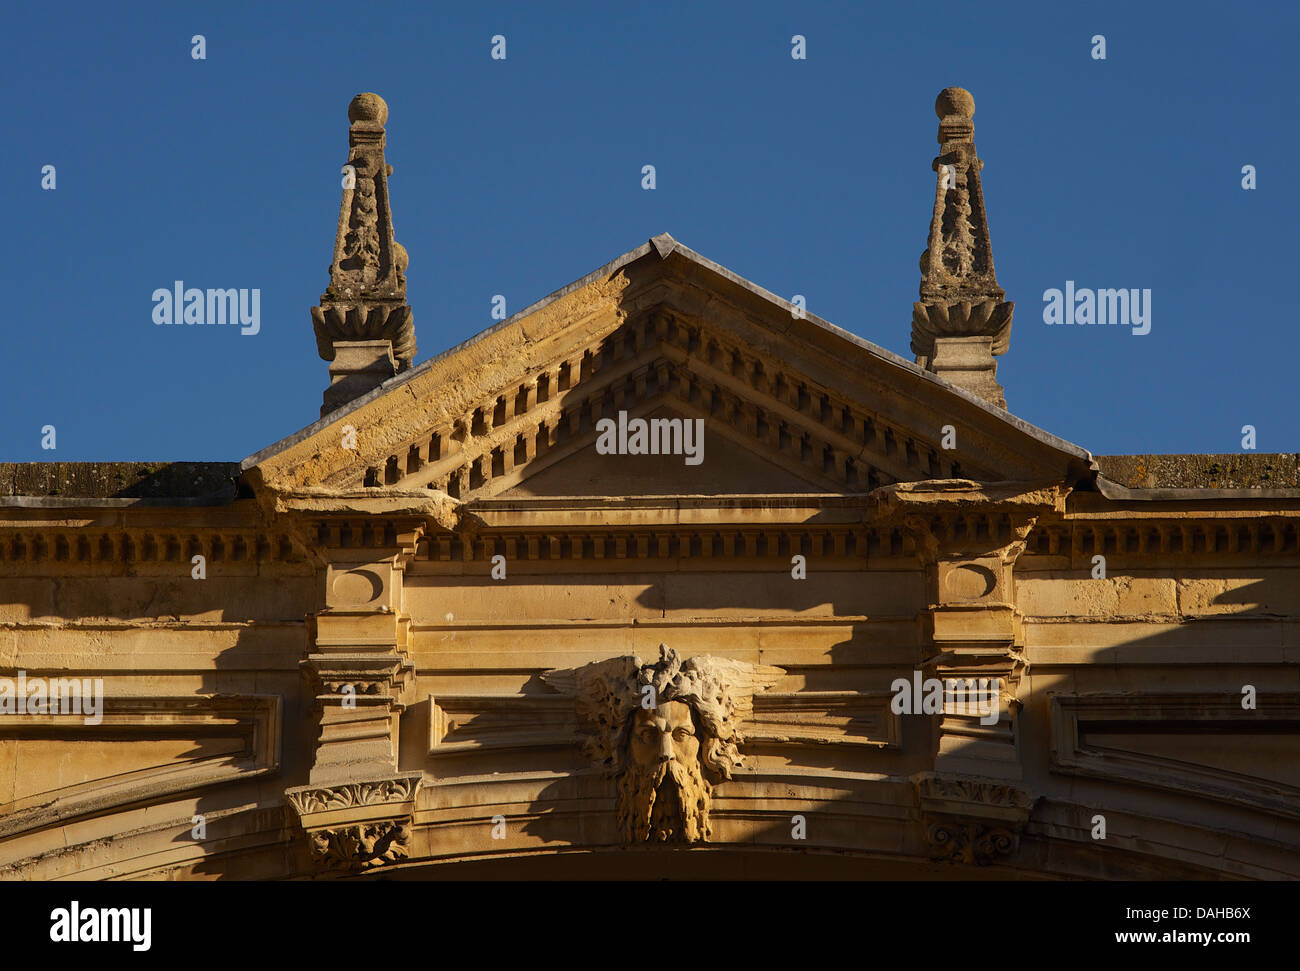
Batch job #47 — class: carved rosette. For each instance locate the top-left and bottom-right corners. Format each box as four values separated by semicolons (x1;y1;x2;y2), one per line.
915;773;1034;866
286;772;420;871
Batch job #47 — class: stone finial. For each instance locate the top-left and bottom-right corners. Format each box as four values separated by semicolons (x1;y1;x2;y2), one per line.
312;93;417;417
911;87;1014;409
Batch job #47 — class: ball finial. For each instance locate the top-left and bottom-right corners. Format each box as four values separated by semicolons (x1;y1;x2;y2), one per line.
349;92;388;126
935;87;975;119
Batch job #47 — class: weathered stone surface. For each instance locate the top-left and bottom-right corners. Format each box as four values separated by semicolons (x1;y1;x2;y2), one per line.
542;644;782;844
911;88;1013;408
0;462;239;499
312;92;415;416
2;89;1299;882
1096;453;1300;489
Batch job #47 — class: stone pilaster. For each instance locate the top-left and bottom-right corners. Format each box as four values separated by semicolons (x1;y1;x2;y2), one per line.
875;480;1065;783
258;492;469;871
281;516;429;870
302;519;424;786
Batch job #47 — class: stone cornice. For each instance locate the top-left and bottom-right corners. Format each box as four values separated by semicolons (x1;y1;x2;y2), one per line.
870;479;1067;562
5;486;1300;574
262;486;472;532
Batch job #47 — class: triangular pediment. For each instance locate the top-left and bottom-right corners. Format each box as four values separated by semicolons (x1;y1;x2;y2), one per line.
242;235;1096;502
500;403;826;497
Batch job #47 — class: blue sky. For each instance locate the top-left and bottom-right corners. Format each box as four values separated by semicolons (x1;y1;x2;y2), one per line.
5;0;1296;462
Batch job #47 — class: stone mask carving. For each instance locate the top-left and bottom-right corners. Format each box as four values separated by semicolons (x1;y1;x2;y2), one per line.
543;644;782;844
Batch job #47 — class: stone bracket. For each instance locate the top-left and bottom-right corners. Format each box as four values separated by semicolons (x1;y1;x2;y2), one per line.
286;773;421;871
914;773;1034;865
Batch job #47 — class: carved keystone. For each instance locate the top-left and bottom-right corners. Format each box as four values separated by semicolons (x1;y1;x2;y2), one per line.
543;644;783;845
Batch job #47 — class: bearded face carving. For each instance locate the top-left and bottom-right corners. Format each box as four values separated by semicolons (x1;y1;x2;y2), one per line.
621;700;712;842
543;644;782;845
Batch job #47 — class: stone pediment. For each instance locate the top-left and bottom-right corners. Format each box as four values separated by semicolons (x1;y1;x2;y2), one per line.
242;235;1096;503
498;402;826;497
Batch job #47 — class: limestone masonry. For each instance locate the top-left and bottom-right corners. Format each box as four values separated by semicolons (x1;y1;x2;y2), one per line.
2;90;1297;880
